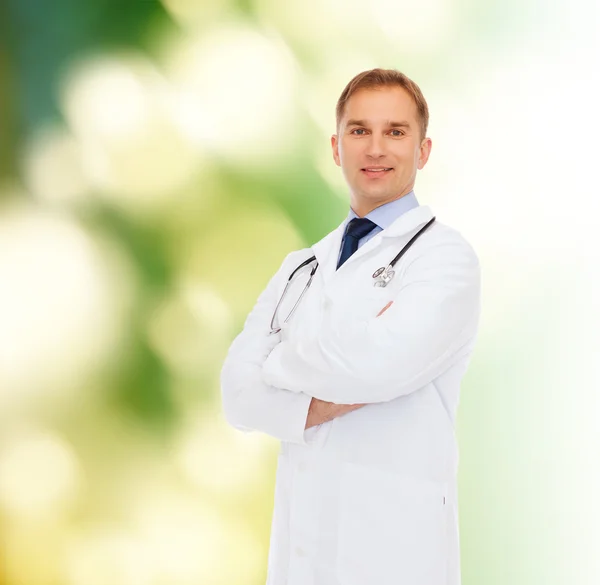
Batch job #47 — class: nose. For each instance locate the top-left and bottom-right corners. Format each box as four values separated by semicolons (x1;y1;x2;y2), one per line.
365;134;386;159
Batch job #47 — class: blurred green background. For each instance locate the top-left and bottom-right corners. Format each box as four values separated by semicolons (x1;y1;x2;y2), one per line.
1;0;599;584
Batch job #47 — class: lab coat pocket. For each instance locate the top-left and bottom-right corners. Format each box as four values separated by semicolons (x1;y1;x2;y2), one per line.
336;463;447;585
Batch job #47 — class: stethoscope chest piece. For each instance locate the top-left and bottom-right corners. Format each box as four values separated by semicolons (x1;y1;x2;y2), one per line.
373;266;395;287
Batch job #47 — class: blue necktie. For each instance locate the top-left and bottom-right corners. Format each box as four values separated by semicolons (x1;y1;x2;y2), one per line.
337;217;377;270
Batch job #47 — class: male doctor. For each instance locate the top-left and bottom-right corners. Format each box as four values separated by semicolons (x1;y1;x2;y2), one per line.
220;68;481;585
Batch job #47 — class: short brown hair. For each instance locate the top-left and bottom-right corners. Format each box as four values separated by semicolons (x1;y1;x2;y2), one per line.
335;68;429;140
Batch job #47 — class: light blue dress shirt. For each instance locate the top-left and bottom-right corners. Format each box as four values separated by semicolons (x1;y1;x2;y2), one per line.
338;191;419;264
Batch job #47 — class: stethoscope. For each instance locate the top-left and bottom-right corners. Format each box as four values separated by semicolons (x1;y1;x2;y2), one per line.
269;217;436;334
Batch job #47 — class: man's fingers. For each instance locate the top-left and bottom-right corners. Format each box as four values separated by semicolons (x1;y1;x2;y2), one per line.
377;301;393;317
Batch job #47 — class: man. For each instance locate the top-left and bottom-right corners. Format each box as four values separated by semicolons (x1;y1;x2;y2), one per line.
221;68;481;585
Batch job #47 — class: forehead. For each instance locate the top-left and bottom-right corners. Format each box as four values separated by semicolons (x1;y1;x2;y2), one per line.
341;86;418;125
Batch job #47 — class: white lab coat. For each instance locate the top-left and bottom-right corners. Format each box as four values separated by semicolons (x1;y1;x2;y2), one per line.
221;204;481;585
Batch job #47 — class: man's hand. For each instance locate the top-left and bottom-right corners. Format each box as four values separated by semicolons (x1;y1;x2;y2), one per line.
377;301;393;317
305;397;364;429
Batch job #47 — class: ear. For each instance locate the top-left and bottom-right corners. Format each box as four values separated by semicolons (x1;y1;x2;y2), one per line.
331;134;341;167
417;137;432;170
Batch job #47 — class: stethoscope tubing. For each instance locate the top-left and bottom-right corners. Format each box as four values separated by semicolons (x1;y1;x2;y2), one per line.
385;216;435;270
270;258;318;334
269;217;436;333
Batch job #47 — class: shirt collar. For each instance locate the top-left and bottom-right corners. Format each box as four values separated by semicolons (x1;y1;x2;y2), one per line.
345;190;420;230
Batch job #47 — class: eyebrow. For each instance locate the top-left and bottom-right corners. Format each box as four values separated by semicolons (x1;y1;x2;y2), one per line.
346;119;412;128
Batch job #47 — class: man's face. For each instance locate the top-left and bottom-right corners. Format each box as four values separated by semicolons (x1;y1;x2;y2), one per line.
331;86;432;215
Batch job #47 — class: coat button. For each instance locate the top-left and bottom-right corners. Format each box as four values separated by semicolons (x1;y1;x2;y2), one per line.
295;546;306;557
298;462;307;472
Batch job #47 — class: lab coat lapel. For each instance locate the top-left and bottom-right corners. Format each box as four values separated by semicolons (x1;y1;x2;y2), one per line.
311;221;346;287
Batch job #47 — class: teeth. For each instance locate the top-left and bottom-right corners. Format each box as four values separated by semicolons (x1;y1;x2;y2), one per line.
365;168;391;172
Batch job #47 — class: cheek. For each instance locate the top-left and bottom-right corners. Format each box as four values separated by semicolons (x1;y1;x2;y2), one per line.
394;147;419;169
339;144;359;167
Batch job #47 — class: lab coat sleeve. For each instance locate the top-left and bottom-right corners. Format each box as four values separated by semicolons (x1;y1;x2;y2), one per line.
262;238;481;404
220;252;321;445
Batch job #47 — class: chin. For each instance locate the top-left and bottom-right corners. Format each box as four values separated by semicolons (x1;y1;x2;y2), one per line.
362;188;395;200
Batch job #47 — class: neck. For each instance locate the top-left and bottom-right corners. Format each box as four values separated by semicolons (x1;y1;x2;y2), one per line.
350;189;414;218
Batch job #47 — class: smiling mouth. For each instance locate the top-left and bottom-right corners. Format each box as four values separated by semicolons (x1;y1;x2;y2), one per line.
361;167;393;177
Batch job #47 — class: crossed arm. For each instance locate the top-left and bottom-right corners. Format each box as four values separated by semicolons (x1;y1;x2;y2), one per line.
221;239;480;442
262;241;480;404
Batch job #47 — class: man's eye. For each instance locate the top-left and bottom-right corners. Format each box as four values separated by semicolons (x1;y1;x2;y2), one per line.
351;128;366;135
390;129;404;136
